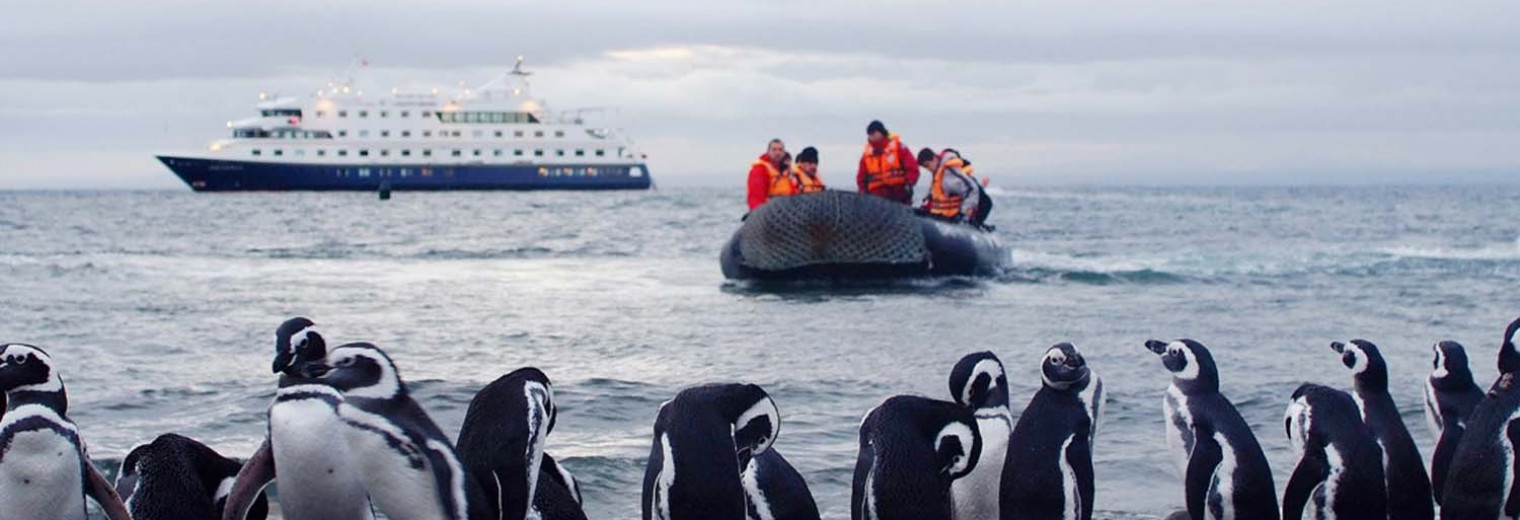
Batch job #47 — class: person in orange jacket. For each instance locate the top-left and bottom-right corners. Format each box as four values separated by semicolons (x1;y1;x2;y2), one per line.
747;138;790;210
856;120;919;204
918;147;991;227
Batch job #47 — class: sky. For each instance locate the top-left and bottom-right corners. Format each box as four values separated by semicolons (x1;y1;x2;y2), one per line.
2;0;1518;189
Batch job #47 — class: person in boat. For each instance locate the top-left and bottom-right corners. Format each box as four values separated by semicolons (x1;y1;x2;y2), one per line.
857;120;919;204
747;138;790;210
917;147;993;228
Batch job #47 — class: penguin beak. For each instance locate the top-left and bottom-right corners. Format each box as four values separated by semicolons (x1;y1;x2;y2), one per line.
1144;340;1168;355
1330;341;1346;354
272;352;294;374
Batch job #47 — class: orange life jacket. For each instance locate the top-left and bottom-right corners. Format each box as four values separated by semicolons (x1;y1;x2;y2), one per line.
928;156;972;219
764;162;825;197
862;135;909;192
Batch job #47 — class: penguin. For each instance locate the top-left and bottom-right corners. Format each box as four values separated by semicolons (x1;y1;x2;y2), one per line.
300;342;492;520
1144;339;1279;520
1422;340;1484;505
946;351;1013;520
1281;383;1388;520
1439;316;1520;517
742;448;821;520
642;383;780;520
115;433;270;520
1000;342;1105;520
0;343;132;520
454;367;587;520
852;395;982;520
222;318;374;520
537;454;588;520
1328;339;1434;519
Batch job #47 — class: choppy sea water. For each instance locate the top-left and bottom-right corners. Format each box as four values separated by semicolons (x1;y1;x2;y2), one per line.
1;186;1518;519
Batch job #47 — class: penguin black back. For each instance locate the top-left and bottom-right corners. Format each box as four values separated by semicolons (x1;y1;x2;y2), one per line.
1330;340;1433;519
455;367;579;520
1282;383;1387;520
743;448;820;520
1425;340;1484;505
116;433;269;520
642;383;779;520
1002;343;1103;520
1441;316;1520;517
852;395;981;520
536;454;588;520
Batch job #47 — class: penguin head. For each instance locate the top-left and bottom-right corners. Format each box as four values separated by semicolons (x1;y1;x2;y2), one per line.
271;317;324;375
299;343;404;400
1041;343;1092;392
1144;339;1218;393
1330;340;1388;389
948;351;1009;411
1501;316;1520;374
1430;340;1476;386
1283;385;1316;457
729;386;781;469
858;395;982;486
0;343;62;395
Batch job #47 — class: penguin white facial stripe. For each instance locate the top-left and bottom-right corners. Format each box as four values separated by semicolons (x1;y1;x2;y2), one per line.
935;422;976;476
734;397;780;455
284;326;318;354
1343;343;1369;375
0;345;63;393
1284;397;1312;457
961;359;1005;408
1169;342;1200;380
1432;344;1450;379
333;350;401;400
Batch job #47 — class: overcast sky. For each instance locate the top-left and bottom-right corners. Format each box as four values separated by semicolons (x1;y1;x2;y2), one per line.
3;0;1517;189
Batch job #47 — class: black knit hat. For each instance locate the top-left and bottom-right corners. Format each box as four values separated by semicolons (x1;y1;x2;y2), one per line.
917;147;937;165
866;120;888;137
796;147;819;164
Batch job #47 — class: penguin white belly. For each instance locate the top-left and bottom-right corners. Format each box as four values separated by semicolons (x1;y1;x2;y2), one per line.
1207;432;1237;520
270;399;375;520
0;429;86;520
951;412;1010;520
343;424;452;520
1163;387;1194;478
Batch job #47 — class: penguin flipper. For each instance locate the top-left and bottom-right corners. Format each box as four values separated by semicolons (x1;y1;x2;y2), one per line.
1281;454;1328;520
84;459;132;520
222;439;276;520
1184;428;1223;520
1430;425;1463;506
1505;420;1520;518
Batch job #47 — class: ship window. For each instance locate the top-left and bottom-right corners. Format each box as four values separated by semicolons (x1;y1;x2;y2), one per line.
380;150;389;157
423;150;432;157
473;149;482;157
315;111;325;118
338;130;347;137
359;111;368;118
400;111;410;118
595;149;605;157
451;131;461;137
273;149;283;156
555;131;565;138
422;111;432;118
493;149;502;157
251;149;261;156
317;150;326;156
380;111;388;118
534;131;544;138
556;150;565;157
575;149;585;157
338;111;348;117
401;131;411;138
338;150;348;156
514;150;524;156
514;131;524;138
423;131;432;137
380;130;390;138
538;167;548;176
534;149;544;157
451;150;462;157
401;150;411;157
494;131;503;138
359;150;369;157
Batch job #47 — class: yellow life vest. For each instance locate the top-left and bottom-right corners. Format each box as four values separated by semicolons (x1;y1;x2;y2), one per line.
758;161;825;198
861;135;908;192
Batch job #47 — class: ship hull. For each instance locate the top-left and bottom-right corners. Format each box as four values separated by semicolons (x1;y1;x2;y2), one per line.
157;156;652;191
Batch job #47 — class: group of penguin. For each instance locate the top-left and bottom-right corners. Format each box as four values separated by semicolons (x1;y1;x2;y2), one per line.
1;316;1519;519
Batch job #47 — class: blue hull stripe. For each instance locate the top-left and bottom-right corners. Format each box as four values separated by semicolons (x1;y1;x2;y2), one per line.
157;156;652;191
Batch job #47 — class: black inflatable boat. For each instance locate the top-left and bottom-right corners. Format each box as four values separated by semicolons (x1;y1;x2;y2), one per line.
720;191;1011;280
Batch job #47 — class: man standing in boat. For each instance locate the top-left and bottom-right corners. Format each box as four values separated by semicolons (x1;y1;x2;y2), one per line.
747;138;790;210
918;147;992;228
857;120;919;204
748;143;826;211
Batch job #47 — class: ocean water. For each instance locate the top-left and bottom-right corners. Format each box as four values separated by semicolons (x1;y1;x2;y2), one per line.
1;186;1518;519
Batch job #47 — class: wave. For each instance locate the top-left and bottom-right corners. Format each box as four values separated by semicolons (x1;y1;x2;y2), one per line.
1380;239;1520;261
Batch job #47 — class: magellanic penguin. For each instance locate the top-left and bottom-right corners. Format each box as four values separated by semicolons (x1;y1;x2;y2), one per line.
116;433;269;520
946;351;1013;520
301;342;492;520
1422;340;1483;505
454;367;586;520
0;343;132;520
537;454;588;520
1282;383;1388;520
1001;342;1105;520
642;383;781;520
743;447;821;520
1144;339;1279;520
1439;316;1520;517
222;318;374;520
1328;340;1433;519
852;395;982;520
